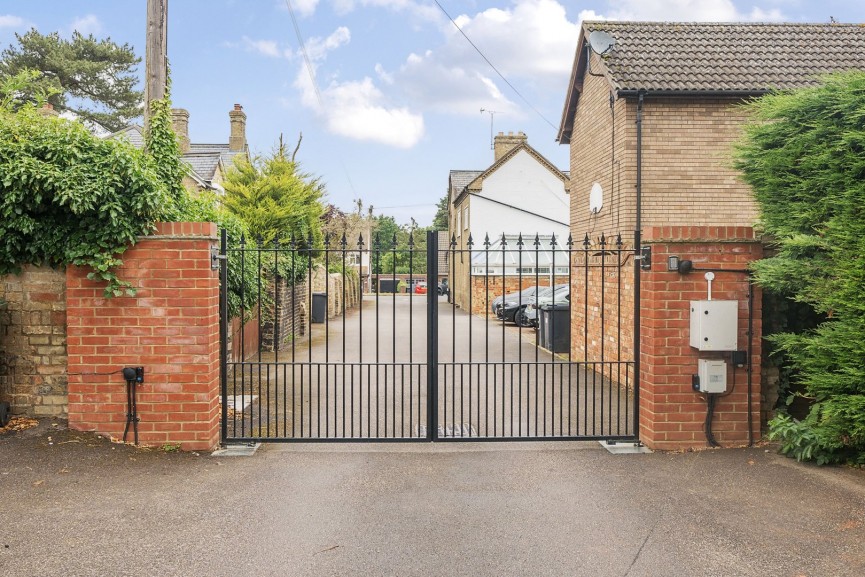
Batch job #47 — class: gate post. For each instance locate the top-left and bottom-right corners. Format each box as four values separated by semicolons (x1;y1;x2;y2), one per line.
427;230;438;441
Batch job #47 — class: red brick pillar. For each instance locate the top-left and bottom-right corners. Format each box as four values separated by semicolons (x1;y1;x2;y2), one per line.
639;226;762;450
66;223;220;451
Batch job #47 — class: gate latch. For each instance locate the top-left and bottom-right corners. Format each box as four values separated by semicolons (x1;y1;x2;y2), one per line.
211;247;227;270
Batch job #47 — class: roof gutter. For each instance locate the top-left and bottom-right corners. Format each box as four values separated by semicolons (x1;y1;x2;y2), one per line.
616;89;769;98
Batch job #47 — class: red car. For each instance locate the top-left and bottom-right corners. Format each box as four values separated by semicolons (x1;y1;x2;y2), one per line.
414;282;427;294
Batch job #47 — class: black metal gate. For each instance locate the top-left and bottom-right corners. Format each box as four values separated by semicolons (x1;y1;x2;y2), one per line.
219;230;638;443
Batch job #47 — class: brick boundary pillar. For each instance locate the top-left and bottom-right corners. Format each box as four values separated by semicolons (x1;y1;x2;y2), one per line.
639;226;762;450
66;222;220;451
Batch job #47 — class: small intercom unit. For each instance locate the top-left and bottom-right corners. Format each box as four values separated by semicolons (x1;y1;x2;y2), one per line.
696;359;727;393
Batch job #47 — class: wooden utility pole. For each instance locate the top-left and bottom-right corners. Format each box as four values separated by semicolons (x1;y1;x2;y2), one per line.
144;0;168;129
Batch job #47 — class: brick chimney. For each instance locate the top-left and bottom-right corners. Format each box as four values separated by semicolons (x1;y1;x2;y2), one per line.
229;103;247;152
494;131;528;162
38;102;59;117
170;108;190;153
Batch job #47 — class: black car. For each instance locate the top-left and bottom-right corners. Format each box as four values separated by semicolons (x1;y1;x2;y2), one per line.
493;286;540;320
437;279;449;296
496;285;562;326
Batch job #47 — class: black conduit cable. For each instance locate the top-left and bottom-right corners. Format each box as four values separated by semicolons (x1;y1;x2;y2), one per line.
704;393;720;448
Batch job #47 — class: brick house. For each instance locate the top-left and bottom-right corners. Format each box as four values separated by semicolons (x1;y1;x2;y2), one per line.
557;21;865;449
448;132;570;314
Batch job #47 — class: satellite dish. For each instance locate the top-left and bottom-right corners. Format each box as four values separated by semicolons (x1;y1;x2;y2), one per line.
589;182;603;214
588;30;615;55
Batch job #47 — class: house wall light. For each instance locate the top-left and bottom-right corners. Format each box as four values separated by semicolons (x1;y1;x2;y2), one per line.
668;255;693;274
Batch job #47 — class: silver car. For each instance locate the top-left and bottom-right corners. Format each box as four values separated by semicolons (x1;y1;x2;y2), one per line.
521;285;570;327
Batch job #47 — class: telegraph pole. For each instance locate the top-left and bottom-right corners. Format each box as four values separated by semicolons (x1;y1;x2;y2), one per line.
144;0;168;130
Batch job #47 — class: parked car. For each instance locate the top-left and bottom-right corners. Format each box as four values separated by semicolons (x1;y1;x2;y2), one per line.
521;285;570;327
414;282;427;294
496;284;567;326
491;285;540;316
437;279;449;296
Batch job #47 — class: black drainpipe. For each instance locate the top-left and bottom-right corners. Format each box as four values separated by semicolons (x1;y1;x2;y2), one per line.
633;90;644;438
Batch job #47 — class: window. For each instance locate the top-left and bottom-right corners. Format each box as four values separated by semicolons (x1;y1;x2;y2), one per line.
555;267;568;274
517;267;534;274
456;208;461;233
346;252;360;266
536;267;550;274
463;206;469;230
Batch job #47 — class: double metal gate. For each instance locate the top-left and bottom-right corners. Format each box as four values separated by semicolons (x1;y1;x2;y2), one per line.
219;230;638;443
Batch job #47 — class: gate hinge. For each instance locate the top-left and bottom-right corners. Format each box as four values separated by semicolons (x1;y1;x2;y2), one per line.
211;247;227;270
637;245;651;270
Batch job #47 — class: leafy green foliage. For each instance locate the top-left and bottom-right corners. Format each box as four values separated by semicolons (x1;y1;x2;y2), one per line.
222;136;325;248
0;29;142;132
172;192;257;319
0;101;169;295
371;215;428;275
735;71;865;464
432;194;449;231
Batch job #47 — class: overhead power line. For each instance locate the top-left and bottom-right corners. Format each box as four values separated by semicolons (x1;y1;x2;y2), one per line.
432;0;558;133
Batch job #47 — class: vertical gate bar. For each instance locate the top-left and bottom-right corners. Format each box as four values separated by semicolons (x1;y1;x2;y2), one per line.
290;236;297;437
341;235;347;438
219;229;228;442
384;365;389;438
426;230;438;441
273;238;280;438
282;364;287;438
324;236;331;437
391;233;397;438
256;239;263;436
238;235;247;438
600;234;607;436
501;234;506;363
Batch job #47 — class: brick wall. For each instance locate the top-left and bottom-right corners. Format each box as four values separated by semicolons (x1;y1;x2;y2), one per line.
66;222;220;451
0;266;68;417
468;275;567;316
570;238;635;367
639;226;762;450
569;69;758;238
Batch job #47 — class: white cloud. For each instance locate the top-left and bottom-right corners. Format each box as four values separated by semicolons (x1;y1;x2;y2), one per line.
605;0;785;21
378;0;579;117
330;0;439;21
241;36;292;58
292;28;424;148
306;26;351;61
70;14;102;35
293;0;320;17
0;14;25;27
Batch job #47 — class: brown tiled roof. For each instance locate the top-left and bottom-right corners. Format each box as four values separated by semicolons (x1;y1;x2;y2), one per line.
586;21;865;93
559;21;865;142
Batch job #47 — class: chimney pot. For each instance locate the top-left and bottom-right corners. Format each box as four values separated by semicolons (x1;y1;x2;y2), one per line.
492;131;528;162
170;108;190;154
229;104;247;152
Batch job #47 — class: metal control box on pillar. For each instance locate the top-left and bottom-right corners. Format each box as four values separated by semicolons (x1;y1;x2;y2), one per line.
690;300;738;351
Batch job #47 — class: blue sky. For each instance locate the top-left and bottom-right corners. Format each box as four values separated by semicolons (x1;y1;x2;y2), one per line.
2;1;863;226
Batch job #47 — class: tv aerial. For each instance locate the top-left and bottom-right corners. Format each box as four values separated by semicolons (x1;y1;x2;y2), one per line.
480;108;500;151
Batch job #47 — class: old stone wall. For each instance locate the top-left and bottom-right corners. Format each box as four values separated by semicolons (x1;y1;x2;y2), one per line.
0;266;68;417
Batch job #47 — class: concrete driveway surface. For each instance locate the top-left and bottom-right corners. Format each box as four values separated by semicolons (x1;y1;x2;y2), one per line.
1;419;864;577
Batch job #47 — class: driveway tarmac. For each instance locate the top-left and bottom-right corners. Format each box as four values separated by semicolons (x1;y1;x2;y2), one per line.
2;419;864;576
